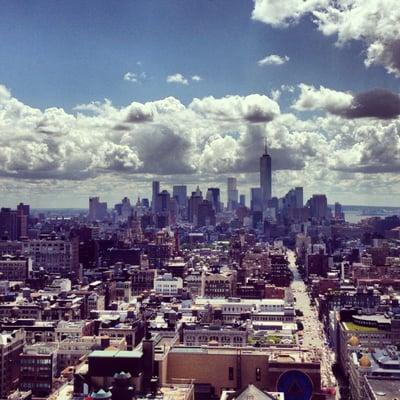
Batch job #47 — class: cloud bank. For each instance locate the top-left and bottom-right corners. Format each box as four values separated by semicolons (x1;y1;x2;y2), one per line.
1;82;400;206
293;84;400;119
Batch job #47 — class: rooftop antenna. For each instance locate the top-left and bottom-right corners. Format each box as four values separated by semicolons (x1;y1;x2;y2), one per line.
264;136;268;154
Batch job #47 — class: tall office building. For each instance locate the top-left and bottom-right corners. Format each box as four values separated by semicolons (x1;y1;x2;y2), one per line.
197;200;216;227
334;202;345;220
188;186;203;224
239;194;246;207
172;185;187;209
250;188;262;212
206;188;221;212
283;187;304;212
260;141;272;210
17;202;29;238
154;190;171;213
151;181;160;211
17;203;30;219
294;187;303;208
120;197;133;220
227;178;238;211
0;208;17;240
308;194;328;221
88;197;107;222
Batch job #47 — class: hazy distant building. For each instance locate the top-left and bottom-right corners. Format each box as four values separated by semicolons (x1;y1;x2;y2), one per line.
335;202;345;220
17;203;29;238
282;187;304;219
197;200;216;227
155;190;171;214
227;178;238;211
239;194;246;207
294;187;303;208
0;208;18;240
141;198;149;208
172;185;187;209
251;188;262;212
308;194;328;221
188;186;203;224
152;181;160;211
206;188;221;213
88;197;107;222
260;143;272;210
120;196;132;220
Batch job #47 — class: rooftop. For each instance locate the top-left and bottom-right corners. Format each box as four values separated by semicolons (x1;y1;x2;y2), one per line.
343;322;381;332
169;345;318;363
366;377;400;400
89;349;142;359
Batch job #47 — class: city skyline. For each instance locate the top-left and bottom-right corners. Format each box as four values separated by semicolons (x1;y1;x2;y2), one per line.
1;3;400;398
0;1;399;207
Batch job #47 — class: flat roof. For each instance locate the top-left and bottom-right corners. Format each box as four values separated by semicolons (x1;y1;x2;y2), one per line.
343;320;386;332
89;349;142;359
195;298;284;306
169;345;317;362
366;377;400;400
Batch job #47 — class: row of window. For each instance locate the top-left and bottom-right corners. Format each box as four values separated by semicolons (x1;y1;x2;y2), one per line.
185;335;244;343
21;358;52;365
228;367;261;381
21;382;51;389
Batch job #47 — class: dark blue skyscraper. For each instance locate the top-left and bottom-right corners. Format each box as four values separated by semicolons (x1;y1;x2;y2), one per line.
260;140;272;210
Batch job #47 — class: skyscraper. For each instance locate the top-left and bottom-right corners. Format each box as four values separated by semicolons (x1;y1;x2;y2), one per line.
0;208;17;240
152;181;160;211
227;177;238;210
294;187;304;208
155;190;171;213
308;194;328;221
250;188;262;212
260;140;272;210
197;200;216;227
88;197;107;222
206;188;221;212
188;186;203;224
172;185;187;209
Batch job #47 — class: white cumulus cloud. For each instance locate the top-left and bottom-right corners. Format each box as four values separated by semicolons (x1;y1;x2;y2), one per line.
166;73;189;85
258;54;290;66
292;84;353;113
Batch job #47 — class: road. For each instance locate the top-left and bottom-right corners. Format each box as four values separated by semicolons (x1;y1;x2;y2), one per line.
287;250;338;398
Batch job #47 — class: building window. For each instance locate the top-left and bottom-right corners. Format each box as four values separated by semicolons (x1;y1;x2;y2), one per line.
229;367;234;381
256;367;261;381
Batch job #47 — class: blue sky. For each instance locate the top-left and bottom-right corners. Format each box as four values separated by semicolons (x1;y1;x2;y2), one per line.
0;0;399;207
0;0;397;110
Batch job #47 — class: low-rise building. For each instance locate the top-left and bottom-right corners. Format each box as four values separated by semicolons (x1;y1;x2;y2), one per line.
348;346;400;400
0;255;32;281
154;273;183;297
19;342;58;397
183;324;247;347
0;329;25;398
201;271;237;298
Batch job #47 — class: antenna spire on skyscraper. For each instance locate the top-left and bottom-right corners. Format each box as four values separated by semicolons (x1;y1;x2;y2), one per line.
264;136;268;155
